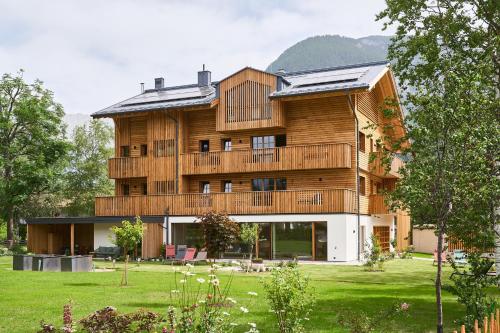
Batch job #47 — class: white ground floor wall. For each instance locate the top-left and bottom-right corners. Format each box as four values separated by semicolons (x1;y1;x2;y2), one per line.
93;223;121;249
167;214;395;262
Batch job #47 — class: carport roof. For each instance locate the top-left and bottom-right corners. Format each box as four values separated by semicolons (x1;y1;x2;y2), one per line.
25;216;165;225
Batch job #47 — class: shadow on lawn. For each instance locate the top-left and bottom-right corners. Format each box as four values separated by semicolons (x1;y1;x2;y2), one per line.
63;282;101;287
310;296;463;332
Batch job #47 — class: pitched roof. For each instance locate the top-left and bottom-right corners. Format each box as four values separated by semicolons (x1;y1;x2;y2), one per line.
91;61;389;118
92;84;217;118
271;61;389;98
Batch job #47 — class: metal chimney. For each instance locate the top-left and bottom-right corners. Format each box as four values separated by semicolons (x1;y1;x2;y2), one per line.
155;77;164;90
197;64;211;86
140;82;145;93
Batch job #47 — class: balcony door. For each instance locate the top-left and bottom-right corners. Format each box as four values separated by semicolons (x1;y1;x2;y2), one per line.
251;178;286;206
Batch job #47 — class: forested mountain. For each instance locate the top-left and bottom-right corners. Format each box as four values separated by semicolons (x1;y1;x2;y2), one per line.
267;35;391;73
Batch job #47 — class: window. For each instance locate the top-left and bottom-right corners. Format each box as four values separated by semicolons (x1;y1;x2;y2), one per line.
276;134;287;147
370;138;374;154
154;139;175;157
200;181;210;193
140;144;148;156
122;184;130;196
252;135;275;149
120;146;130;157
221;139;232;151
358;132;366;153
142;183;148;195
200;140;210;153
359;176;366;196
251;178;287;191
222;180;232;193
154;180;175;194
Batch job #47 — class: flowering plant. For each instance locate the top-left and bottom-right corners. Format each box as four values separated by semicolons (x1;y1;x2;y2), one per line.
165;264;259;333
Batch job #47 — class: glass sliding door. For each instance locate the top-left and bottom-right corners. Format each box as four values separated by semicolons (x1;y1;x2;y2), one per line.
314;222;328;260
272;222;312;260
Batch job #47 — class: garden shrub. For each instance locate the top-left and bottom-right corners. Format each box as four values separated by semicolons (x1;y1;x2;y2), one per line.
337;301;410;333
0;247;12;256
363;234;387;271
262;266;315;333
166;263;259;332
400;245;415;259
443;253;498;331
11;244;27;254
196;211;240;259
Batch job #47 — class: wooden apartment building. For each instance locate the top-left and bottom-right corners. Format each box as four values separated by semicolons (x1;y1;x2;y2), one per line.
27;61;410;261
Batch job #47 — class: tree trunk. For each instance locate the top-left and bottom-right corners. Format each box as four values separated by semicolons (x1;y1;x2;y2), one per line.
247;244;254;273
435;226;444;333
121;247;128;286
6;212;15;249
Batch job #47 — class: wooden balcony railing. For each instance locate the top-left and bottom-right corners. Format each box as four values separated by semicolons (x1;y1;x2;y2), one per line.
369;152;404;178
108;157;148;179
369;194;392;214
181;143;352;175
95;188;357;216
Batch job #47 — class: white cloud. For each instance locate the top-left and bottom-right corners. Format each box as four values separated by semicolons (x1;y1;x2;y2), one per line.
0;0;392;115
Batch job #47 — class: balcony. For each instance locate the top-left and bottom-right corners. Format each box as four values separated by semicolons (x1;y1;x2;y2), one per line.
108;157;148;179
95;188;357;216
369;152;404;178
369;194;392;214
181;143;352;175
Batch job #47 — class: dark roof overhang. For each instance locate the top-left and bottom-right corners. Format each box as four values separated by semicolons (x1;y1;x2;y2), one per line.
26;216;165;225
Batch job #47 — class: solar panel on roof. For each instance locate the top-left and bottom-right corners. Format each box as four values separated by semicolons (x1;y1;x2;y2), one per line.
121;86;213;106
289;69;367;87
295;78;359;88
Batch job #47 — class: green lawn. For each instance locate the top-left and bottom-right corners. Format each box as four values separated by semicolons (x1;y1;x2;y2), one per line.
0;256;482;332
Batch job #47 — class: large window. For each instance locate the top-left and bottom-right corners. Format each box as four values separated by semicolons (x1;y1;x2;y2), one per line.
251;178;287;191
172;223;204;249
358;132;366;153
251;135;286;149
273;222;312;260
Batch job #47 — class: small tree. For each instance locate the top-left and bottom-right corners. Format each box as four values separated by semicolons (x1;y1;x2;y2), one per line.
111;216;144;286
364;234;386;272
196;211;240;260
240;223;259;271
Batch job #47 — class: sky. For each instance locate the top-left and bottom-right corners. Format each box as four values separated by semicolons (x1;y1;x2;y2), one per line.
0;0;393;115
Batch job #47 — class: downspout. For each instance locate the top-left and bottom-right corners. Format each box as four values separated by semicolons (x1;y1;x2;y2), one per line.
345;92;361;261
165;113;179;194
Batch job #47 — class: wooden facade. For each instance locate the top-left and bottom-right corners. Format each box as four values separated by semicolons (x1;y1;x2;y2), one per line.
93;66;410;253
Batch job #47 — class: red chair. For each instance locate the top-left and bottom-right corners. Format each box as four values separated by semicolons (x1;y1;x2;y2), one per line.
165;245;175;259
174;248;196;265
184;248;196;262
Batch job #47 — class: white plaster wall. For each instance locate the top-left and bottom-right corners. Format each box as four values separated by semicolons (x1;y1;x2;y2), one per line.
94;223;120;248
169;214;362;262
413;228;437;254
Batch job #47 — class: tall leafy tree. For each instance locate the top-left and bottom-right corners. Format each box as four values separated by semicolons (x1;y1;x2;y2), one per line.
377;1;499;332
63;119;114;216
0;71;68;247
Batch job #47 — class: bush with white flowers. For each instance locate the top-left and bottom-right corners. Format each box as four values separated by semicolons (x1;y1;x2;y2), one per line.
166;264;259;333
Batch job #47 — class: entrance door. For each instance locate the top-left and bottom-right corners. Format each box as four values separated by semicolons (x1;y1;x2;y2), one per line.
314;222;327;260
373;226;390;252
257;223;271;260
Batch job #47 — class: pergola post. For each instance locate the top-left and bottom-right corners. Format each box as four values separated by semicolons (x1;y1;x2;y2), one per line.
70;223;75;256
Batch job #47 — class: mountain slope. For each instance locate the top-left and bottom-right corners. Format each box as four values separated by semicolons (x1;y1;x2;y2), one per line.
267;35;391;73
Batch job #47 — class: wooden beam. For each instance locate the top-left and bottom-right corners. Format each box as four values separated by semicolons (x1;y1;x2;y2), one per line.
70;223;75;256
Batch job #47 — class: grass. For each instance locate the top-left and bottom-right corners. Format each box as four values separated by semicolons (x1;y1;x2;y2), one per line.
0;256;490;332
413;252;433;259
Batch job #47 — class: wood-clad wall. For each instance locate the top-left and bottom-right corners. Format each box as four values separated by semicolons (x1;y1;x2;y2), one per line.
217;68;285;131
142;223;163;258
